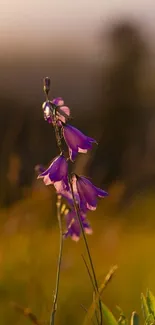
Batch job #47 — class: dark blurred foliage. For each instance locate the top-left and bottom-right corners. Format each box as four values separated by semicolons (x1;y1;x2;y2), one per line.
90;22;155;201
1;20;155;207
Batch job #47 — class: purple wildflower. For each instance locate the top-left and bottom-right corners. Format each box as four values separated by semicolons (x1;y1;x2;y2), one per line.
42;101;53;123
56;187;79;207
64;210;92;242
54;181;88;214
42;97;70;124
52;97;70;124
63;124;97;161
52;97;64;106
72;175;108;211
37;155;69;190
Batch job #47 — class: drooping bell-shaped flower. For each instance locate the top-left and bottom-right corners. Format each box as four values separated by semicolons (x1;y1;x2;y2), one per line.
52;97;64;106
64;209;92;242
42;97;70;124
54;180;88;214
55;186;78;207
42;101;53;123
37;155;69;190
63;124;97;161
72;175;108;211
52;97;70;124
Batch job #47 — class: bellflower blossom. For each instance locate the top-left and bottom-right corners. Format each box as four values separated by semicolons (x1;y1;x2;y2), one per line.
63;124;97;161
64;209;92;242
37;155;69;190
72;175;108;211
39;77;108;241
42;97;70;125
54;180;88;214
39;78;108;325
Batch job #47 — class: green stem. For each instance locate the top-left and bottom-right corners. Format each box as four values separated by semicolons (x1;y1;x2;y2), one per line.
69;178;103;325
50;120;64;325
50;195;63;325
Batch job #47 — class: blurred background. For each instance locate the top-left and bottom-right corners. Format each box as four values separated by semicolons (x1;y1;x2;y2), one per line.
1;0;155;324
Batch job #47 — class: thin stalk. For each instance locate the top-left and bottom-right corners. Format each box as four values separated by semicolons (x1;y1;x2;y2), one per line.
69;179;103;325
82;255;100;325
81;254;96;292
50;195;63;325
54;122;63;154
50;118;64;325
43;83;64;325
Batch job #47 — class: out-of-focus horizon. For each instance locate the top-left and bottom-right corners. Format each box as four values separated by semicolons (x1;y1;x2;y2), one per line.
1;0;155;99
1;0;155;205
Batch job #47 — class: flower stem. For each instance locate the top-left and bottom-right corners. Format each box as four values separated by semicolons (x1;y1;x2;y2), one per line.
50;194;63;325
54;122;63;154
53;108;63;154
69;178;103;325
49;116;64;325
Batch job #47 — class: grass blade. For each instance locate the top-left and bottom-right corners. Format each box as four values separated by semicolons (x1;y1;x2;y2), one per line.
146;290;155;318
83;265;117;325
141;293;150;321
130;312;139;325
101;301;118;325
116;306;128;325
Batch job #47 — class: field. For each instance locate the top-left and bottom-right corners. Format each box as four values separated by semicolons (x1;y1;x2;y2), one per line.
0;183;154;324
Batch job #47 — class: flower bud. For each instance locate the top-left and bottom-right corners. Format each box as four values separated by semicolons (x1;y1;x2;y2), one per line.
43;77;51;95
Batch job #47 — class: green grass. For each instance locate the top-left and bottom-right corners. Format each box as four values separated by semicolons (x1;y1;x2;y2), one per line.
0;184;155;324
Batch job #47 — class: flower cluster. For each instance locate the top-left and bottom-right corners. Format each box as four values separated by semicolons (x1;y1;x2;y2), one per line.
38;78;108;241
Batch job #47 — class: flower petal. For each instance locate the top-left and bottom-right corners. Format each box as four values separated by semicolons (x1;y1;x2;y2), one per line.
84;227;93;234
63;124;96;161
60;106;70;116
76;176;97;209
37;162;54;178
75;175;108;211
43;175;53;185
71;234;80;242
86;203;96;211
52;97;64;106
78;148;88;153
57;106;70;123
54;180;68;192
95;187;109;198
64;209;91;241
38;155;69;189
69;148;77;161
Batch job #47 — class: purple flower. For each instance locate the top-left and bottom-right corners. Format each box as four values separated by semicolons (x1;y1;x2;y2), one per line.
42;101;53;123
56;106;70;123
42;98;70;124
52;97;64;106
37;155;69;190
52;97;70;123
63;124;97;161
57;188;79;207
54;181;88;213
64;210;92;242
72;175;108;211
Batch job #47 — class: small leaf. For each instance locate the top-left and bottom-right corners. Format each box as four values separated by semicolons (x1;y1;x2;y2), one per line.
147;290;155;318
99;265;118;295
83;266;118;325
83;298;98;325
101;302;118;325
116;306;128;325
130;312;139;325
141;293;150;321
